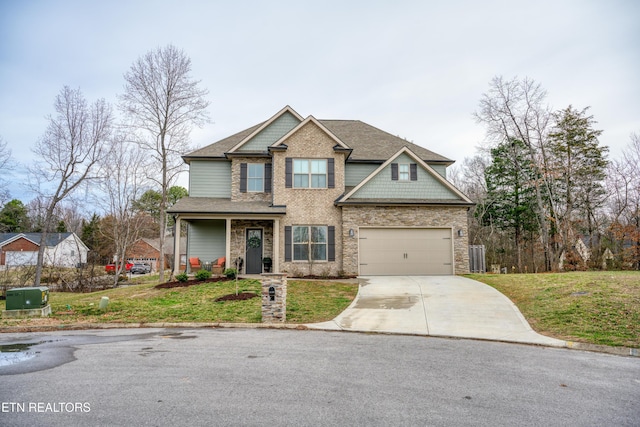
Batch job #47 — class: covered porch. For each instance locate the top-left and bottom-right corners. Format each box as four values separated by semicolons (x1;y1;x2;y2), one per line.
168;198;286;275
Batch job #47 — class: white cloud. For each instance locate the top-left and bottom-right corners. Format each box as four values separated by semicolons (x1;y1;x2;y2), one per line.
0;0;638;202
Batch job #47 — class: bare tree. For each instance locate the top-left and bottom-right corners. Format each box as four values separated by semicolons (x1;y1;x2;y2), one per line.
475;76;557;270
29;86;113;285
607;133;640;268
119;44;210;282
97;133;149;286
0;136;13;205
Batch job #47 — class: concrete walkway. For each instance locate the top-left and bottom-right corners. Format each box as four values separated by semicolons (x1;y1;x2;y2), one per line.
306;276;567;347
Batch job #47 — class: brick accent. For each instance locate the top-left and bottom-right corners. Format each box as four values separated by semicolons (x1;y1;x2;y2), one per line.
341;205;470;275
261;273;287;323
1;238;39;266
230;158;272;202
2;238;39;252
271;121;347;276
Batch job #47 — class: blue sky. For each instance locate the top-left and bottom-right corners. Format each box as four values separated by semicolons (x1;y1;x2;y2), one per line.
1;0;639;205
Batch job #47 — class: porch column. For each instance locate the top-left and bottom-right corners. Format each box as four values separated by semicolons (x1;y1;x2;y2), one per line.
273;218;280;273
225;218;231;270
173;216;181;274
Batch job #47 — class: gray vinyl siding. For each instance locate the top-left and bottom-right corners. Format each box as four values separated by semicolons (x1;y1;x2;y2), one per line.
351;153;459;200
187;220;226;269
345;163;378;186
430;164;446;178
238;111;300;152
189;161;231;197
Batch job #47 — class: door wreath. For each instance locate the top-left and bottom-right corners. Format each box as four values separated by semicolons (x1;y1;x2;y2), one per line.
247;235;262;248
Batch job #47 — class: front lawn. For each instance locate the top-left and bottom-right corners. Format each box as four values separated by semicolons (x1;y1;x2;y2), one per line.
0;278;358;327
468;271;640;348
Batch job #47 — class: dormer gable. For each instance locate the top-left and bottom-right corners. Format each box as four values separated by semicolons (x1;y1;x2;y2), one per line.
228;105;303;154
338;147;472;204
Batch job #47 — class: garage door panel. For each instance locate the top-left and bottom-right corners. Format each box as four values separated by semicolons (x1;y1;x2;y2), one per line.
359;228;453;275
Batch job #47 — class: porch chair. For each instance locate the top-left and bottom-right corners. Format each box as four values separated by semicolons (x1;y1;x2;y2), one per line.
212;257;226;275
189;257;201;270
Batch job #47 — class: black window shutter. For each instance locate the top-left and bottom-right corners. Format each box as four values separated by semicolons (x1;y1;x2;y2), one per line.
265;163;272;193
410;163;418;181
391;163;398;180
327;158;335;188
240;163;247;192
285;158;292;188
285;226;292;262
328;226;335;261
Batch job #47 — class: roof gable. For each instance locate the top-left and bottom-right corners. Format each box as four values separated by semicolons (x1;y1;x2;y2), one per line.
229;106;303;153
0;233;40;247
339;147;472;204
271;115;350;150
0;232;79;248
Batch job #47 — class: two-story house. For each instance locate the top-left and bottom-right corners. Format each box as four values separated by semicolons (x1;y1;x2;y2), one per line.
168;106;473;277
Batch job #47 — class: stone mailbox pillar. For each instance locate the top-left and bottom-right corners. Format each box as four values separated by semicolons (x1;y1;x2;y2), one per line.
261;273;287;323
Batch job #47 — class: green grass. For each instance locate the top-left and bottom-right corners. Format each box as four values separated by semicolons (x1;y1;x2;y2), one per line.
287;280;358;323
467;271;640;348
0;278;358;327
4;271;637;349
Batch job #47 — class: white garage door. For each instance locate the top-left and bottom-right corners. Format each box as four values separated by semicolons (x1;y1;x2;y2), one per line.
359;228;453;275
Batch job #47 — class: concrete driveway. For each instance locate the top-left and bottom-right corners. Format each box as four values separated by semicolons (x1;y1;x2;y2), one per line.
307;276;566;347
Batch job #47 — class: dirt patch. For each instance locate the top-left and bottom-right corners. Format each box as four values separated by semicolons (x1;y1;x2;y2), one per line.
155;276;233;289
214;292;258;302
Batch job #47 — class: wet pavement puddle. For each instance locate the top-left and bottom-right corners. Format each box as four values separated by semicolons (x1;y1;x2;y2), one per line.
0;342;46;367
353;296;418;309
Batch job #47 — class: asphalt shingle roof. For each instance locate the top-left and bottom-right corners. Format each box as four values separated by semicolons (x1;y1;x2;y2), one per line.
183;118;452;164
167;198;286;215
0;232;73;247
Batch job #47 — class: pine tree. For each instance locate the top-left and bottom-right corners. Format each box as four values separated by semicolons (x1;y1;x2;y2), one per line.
548;106;607;258
483;139;538;271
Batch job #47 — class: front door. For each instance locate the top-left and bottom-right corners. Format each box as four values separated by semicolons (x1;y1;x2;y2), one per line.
246;229;263;274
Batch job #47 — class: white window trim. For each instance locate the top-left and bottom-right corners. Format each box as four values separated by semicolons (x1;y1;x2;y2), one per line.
247;163;264;192
293;159;328;189
398;163;410;181
292;225;328;262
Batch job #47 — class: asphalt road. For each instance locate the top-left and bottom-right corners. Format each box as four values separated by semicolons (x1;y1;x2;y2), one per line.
0;328;638;426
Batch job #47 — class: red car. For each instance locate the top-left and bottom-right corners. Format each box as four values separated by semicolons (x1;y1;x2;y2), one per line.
105;262;134;273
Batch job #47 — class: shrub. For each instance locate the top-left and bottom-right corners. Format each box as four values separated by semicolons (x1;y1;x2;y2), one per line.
224;268;237;279
176;273;189;282
195;269;211;280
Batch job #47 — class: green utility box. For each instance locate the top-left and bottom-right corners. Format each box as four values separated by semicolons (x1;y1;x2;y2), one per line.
6;287;49;310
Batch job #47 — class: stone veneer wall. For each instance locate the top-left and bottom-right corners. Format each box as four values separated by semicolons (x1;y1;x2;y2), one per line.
261;273;287;323
271;121;347;277
229;219;273;273
341;205;470;275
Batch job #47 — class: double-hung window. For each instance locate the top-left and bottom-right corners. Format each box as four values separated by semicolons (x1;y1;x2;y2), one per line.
293;225;328;261
293;159;327;188
247;163;264;192
398;164;410;181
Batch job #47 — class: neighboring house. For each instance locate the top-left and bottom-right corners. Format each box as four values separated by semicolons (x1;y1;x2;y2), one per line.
168;106;473;276
559;237;616;270
0;232;88;268
127;236;187;271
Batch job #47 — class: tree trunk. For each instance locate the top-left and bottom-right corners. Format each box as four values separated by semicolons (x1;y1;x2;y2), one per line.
159;142;168;283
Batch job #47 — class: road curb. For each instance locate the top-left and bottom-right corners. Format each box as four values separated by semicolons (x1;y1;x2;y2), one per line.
0;322;307;333
0;322;637;357
564;341;639;357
